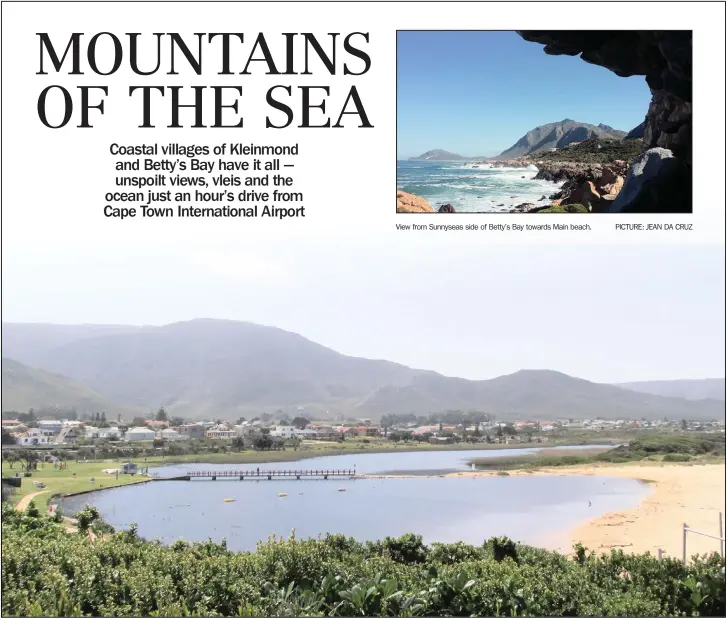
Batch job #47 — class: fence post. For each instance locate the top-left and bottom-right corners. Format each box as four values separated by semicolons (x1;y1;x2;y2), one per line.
719;512;724;558
682;523;688;563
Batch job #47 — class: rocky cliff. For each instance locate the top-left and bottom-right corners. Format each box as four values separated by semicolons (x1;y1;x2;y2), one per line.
517;31;692;213
494;119;627;159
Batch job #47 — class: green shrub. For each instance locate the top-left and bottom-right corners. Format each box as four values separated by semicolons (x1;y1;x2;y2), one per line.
663;453;692;462
535;203;590;213
1;503;724;616
531;138;643;164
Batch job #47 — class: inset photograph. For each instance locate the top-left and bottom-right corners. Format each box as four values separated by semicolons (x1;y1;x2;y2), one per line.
396;31;692;213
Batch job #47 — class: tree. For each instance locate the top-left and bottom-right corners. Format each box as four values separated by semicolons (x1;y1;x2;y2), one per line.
681;419;688;430
3;451;18;468
232;436;245;452
254;434;274;450
132;417;147;427
75;506;101;534
155;407;168;422
291;417;310;430
170;417;185;427
1;429;15;445
17;449;38;470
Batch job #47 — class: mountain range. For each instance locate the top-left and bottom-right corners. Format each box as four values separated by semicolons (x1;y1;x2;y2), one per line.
1;320;723;422
407;120;633;163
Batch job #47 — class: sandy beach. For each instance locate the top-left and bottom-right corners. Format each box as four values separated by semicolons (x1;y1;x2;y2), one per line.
361;462;725;558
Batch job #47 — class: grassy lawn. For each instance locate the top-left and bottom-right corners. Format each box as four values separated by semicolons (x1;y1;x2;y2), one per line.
2;460;150;512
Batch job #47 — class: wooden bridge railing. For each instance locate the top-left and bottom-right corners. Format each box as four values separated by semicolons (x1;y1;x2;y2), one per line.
185;469;355;478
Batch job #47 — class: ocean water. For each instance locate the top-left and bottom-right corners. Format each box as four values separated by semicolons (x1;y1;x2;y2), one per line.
397;160;564;212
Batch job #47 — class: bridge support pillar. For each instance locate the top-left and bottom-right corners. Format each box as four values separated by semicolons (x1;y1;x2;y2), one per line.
324;475;328;480
240;476;243;480
297;475;300;480
268;475;272;480
212;476;216;481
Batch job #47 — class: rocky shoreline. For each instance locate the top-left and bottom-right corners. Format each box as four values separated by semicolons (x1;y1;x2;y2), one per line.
397;145;686;214
396;157;630;213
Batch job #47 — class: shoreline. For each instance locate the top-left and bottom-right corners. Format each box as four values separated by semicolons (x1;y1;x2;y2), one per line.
360;461;726;557
51;459;725;559
397;156;630;213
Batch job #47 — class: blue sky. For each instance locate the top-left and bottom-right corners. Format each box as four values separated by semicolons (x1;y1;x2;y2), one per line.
397;31;652;159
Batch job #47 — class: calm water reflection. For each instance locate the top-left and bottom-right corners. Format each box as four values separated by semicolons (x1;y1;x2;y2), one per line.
61;446;646;552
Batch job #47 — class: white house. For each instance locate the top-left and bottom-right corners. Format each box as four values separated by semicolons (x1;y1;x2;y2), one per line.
270;425;297;439
205;424;236;440
98;427;123;439
124;426;157;441
84;426;122;440
14;428;53;446
294;428;317;438
38;420;63;435
158;428;185;441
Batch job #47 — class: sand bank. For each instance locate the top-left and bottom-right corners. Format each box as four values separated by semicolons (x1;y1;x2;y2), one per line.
359;462;725;558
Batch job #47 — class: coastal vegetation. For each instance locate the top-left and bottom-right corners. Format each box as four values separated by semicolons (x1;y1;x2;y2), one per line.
472;434;726;471
2;504;724;616
533;203;589;214
531;139;644;165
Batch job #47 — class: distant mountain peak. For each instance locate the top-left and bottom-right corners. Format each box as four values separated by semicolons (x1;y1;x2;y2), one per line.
493;120;627;160
408;149;468;162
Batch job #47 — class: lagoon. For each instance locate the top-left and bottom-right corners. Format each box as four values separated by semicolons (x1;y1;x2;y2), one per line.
60;445;648;552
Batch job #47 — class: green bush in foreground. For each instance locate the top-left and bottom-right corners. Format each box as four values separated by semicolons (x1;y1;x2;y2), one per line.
535;203;589;213
2;504;724;616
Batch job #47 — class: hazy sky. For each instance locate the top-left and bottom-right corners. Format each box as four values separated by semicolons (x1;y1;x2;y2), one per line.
397;31;653;158
2;238;724;384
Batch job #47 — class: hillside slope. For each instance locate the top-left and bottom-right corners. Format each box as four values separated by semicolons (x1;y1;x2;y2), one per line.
357;370;724;420
0;323;146;368
615;378;725;402
494;119;627;159
1;358;133;417
15;320;428;418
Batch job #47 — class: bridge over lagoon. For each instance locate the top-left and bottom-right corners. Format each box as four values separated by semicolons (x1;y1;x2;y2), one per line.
153;468;357;481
